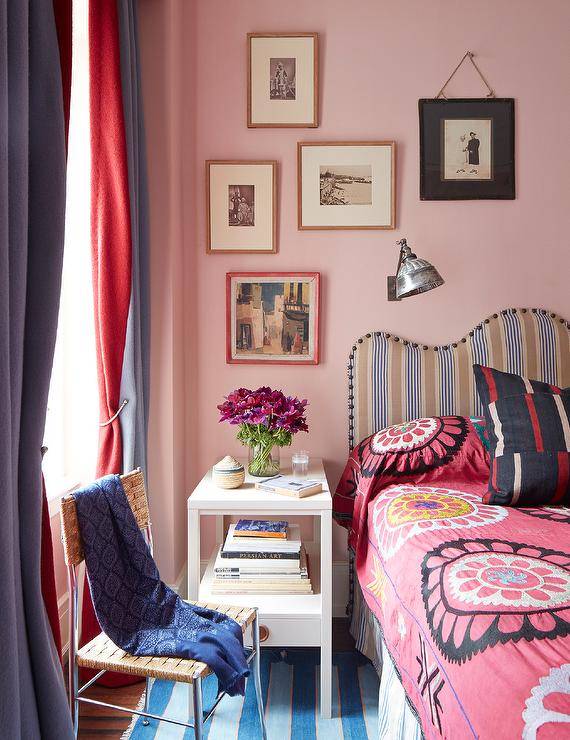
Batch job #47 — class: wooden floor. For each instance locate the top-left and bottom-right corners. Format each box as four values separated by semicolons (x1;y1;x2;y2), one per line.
75;618;355;738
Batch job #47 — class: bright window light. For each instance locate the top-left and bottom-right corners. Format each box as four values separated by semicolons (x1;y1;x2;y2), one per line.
43;0;98;504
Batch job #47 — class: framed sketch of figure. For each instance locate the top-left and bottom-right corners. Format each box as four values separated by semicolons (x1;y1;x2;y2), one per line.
419;98;515;200
248;33;318;128
206;161;277;253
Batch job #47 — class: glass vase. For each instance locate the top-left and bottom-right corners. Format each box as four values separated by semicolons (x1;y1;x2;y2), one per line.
247;443;280;477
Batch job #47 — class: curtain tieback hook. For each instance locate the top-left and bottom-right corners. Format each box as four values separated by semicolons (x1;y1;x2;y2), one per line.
100;399;129;427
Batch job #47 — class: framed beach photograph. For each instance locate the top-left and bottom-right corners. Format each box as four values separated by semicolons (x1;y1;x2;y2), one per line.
248;33;318;128
226;272;320;365
206;161;277;253
419;98;515;200
298;142;395;229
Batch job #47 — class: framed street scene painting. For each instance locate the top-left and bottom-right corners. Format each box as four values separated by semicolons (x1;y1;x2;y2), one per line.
298;141;395;229
206;161;277;253
248;33;318;128
226;272;320;365
419;98;515;200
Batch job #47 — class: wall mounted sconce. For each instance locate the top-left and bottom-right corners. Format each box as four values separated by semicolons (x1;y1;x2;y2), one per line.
387;238;444;301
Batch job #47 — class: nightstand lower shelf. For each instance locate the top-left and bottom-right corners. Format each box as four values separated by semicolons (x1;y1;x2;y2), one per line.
199;542;322;647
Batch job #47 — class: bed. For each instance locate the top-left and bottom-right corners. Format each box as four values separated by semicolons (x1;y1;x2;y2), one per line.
333;308;570;739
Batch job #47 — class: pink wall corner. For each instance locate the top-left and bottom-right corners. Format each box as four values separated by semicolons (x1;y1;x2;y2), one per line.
139;0;570;570
140;0;188;584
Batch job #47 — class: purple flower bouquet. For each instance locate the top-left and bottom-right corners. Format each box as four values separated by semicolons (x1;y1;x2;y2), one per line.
218;387;308;476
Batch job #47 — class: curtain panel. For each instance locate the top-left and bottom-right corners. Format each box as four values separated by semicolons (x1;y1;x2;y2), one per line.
81;0;150;686
0;0;73;736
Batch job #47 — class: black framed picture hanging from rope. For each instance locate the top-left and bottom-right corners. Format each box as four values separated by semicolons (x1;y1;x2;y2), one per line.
419;98;515;200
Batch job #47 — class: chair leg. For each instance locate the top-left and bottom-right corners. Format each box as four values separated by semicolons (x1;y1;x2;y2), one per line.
193;676;204;740
142;677;150;726
252;613;267;740
71;661;79;738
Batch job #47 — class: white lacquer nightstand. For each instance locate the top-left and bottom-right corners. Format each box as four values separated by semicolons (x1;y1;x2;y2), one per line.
187;458;332;718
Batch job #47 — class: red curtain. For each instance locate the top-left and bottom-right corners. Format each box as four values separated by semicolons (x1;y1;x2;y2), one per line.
39;0;72;670
80;0;137;687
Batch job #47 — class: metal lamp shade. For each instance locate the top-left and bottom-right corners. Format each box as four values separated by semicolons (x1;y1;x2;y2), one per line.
396;254;444;299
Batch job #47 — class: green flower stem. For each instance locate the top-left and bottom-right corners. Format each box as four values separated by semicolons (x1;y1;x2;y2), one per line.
236;422;291;476
248;441;278;476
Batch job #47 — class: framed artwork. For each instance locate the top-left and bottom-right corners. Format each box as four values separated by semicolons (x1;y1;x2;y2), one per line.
206;161;277;254
226;272;320;365
419;98;515;200
298;141;396;230
248;32;318;128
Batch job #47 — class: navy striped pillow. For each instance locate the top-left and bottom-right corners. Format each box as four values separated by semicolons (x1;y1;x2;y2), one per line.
473;365;570;505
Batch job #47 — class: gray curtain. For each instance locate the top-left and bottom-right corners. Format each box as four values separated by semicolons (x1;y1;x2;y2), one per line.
117;0;151;477
0;0;73;737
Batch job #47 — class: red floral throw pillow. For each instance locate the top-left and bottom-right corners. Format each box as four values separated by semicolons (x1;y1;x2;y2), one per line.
474;364;570;506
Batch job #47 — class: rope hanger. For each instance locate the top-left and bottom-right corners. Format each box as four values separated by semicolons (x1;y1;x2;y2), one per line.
436;51;495;99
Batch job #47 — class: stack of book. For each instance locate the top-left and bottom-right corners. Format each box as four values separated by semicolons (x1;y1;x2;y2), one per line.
211;519;312;595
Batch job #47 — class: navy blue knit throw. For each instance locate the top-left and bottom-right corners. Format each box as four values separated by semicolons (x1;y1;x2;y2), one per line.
74;475;249;696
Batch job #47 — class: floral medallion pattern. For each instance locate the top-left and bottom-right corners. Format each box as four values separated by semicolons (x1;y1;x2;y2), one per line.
522;663;570;739
518;506;570;525
372;485;507;560
421;538;570;663
371;417;440;453
357;416;469;478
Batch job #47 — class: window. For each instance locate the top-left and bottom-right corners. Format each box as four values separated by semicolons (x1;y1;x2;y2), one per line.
43;0;98;508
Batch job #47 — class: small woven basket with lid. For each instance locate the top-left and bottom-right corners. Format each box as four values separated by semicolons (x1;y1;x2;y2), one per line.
212;455;245;489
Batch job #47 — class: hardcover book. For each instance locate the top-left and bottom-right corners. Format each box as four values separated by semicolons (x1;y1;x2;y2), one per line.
254;475;323;498
234;519;288;538
214;546;306;575
222;523;301;557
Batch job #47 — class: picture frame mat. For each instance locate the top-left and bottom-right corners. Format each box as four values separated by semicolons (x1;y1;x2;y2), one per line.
298;141;395;229
441;117;493;181
207;161;277;253
419;98;515;200
248;33;318;128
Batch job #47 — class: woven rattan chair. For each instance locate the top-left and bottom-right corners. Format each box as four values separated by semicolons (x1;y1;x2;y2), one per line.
60;469;267;739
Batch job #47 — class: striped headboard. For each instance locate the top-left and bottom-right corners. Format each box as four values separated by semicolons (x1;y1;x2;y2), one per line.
347;308;570;450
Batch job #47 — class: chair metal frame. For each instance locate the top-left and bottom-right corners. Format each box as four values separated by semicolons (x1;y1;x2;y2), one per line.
62;469;267;739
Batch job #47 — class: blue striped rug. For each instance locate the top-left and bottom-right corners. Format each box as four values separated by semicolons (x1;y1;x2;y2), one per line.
124;649;378;739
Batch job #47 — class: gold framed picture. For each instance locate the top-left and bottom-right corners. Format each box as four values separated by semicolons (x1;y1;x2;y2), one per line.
206;161;277;254
226;272;320;365
298;141;396;230
247;33;318;128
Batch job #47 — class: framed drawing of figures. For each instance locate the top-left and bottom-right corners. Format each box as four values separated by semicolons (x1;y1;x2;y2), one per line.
419;98;515;200
206;161;277;253
298;141;395;229
248;33;318;128
226;272;320;365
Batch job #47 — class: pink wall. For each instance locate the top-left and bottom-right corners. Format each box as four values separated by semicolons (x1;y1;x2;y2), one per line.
140;0;570;574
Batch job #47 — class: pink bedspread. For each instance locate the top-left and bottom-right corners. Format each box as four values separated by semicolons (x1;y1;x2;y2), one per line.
334;417;570;739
